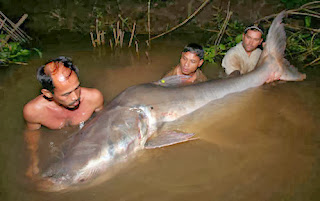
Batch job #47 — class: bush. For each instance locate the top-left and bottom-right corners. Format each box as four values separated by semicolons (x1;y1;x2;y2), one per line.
0;34;42;66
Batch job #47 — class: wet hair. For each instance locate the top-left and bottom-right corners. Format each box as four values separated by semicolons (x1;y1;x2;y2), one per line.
182;43;204;60
244;24;264;35
37;56;79;93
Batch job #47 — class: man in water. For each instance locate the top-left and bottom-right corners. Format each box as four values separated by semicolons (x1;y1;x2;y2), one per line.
162;43;207;84
222;25;264;76
23;56;104;177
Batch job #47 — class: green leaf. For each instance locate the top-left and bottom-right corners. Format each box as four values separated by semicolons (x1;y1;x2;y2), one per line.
32;48;42;58
235;34;243;44
8;42;20;53
305;16;311;28
219;44;226;50
20;49;30;56
0;52;9;59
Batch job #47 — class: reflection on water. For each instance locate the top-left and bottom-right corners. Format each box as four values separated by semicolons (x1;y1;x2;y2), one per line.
0;38;319;201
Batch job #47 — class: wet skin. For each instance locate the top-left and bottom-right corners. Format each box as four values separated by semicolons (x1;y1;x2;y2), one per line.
24;64;104;130
23;62;104;178
51;72;81;110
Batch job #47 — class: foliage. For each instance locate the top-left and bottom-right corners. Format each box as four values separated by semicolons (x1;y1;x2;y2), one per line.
286;31;319;66
204;1;320;67
304;16;311;28
280;0;319;67
280;0;311;9
203;18;245;64
204;34;242;63
0;34;42;66
203;44;225;63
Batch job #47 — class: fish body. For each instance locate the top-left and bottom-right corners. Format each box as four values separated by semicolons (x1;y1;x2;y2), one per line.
40;12;306;191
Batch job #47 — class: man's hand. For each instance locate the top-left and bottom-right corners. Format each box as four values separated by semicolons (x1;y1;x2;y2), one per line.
228;70;241;77
24;128;41;178
265;72;281;83
25;156;39;178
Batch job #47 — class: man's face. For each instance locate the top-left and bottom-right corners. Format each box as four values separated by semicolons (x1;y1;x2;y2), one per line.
242;30;263;53
179;52;204;75
51;68;81;110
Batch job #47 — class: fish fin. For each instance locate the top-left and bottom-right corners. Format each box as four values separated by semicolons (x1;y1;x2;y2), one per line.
144;131;197;149
153;75;191;87
260;11;306;82
279;59;306;81
263;11;287;60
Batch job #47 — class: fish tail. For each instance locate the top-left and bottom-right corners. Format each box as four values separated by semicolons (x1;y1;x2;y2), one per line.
259;11;306;82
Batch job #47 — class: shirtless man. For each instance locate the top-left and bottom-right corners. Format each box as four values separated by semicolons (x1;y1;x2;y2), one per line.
163;43;207;84
222;25;264;77
23;56;104;177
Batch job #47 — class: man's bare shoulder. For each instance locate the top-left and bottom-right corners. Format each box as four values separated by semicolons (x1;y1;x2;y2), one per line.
23;96;48;123
81;87;103;100
81;87;104;111
195;69;208;82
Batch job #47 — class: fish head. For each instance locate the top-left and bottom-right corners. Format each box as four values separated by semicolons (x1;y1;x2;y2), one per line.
38;161;77;191
38;105;155;192
40;159;104;192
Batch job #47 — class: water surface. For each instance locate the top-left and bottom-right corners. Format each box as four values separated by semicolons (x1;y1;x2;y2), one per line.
0;37;319;201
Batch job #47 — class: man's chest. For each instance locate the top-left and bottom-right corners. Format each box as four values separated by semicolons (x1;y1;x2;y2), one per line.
237;53;260;73
41;106;95;129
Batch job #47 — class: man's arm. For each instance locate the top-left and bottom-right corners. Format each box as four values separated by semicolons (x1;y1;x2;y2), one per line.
228;70;241;77
90;88;104;112
222;49;242;76
23;104;42;178
24;128;40;178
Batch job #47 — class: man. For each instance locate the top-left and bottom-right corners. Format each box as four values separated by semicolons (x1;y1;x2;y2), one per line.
222;25;264;76
23;56;104;177
163;43;207;84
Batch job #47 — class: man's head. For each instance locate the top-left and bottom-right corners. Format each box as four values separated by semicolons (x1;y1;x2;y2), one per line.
179;43;204;75
37;56;81;110
242;25;263;53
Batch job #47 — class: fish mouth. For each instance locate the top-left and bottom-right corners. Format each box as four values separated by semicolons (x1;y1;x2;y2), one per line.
36;176;74;192
39;167;74;192
36;178;57;192
27;174;66;192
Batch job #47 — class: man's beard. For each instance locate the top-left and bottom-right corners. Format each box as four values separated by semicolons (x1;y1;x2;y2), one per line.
65;99;81;111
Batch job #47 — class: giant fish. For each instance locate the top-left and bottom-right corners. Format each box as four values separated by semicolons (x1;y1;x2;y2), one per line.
39;11;306;191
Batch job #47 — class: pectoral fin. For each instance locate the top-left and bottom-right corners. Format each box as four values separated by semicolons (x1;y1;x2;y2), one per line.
144;131;197;149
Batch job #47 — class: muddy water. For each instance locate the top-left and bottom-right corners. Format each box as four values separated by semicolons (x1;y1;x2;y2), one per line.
0;38;319;201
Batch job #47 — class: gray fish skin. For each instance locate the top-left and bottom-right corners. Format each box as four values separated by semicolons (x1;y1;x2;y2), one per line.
40;11;305;192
